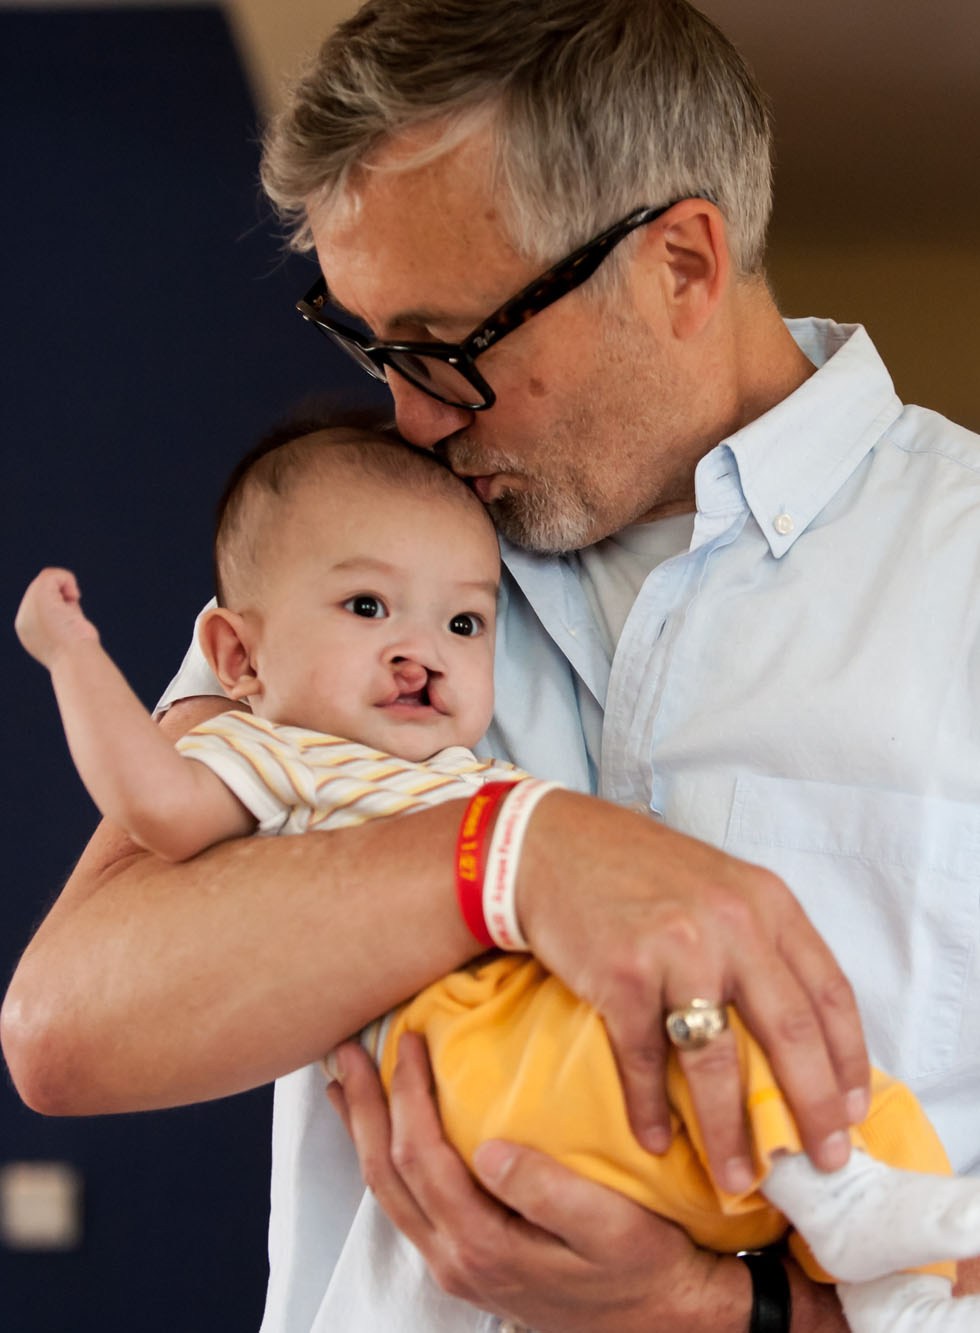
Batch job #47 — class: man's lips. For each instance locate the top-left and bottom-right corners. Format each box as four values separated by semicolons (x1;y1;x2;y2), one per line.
444;442;517;503
467;474;515;504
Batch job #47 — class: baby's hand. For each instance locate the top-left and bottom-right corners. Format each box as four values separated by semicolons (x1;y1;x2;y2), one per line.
15;568;100;669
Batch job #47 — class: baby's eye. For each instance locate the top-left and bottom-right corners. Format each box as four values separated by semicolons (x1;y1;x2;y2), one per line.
449;612;483;637
343;594;388;619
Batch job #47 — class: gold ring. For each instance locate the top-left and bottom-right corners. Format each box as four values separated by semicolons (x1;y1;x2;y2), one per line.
665;998;729;1051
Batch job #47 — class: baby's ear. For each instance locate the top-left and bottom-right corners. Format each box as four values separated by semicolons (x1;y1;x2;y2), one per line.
198;607;262;701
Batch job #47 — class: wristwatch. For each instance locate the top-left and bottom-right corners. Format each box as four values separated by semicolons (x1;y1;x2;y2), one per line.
738;1249;792;1332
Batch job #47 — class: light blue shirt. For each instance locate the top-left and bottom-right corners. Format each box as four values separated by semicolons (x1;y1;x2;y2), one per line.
486;319;980;1180
160;318;980;1331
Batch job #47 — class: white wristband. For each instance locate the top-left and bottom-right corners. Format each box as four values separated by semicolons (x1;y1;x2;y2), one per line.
482;779;561;950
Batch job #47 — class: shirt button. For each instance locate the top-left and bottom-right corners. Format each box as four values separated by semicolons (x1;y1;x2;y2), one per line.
773;512;794;536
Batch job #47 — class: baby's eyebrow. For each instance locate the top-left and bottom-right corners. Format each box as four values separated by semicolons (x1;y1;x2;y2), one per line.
331;556;396;575
455;579;500;601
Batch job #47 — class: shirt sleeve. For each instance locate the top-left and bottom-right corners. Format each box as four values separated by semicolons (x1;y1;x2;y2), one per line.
175;712;315;835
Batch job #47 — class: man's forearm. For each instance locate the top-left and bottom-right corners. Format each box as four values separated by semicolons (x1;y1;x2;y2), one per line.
1;799;477;1115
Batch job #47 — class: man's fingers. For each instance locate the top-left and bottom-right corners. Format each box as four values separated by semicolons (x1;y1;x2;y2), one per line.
387;1033;502;1217
612;1021;756;1188
600;872;870;1188
386;1032;562;1306
787;928;872;1125
674;1031;756;1192
471;1138;607;1254
329;1041;433;1244
656;967;754;1191
605;1011;673;1153
337;1032;746;1332
471;1137;683;1264
734;956;854;1172
733;893;870;1169
325;1075;352;1135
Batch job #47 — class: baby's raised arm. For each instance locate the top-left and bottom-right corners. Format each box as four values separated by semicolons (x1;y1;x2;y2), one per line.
16;568;254;861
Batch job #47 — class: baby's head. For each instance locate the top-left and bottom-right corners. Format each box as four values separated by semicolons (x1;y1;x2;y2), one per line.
200;421;501;760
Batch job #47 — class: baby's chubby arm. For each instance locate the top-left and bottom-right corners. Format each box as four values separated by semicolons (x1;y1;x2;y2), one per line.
16;568;254;861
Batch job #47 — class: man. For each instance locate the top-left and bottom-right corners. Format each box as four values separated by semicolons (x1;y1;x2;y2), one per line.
4;0;979;1329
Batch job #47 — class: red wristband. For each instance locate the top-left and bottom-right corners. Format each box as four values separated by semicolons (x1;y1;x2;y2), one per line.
454;781;520;948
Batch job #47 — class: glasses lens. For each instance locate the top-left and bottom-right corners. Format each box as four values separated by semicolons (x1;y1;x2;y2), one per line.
314;325;387;383
387;351;488;409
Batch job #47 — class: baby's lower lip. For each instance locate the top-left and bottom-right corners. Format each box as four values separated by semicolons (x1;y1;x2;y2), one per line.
382;705;439;724
379;695;439;716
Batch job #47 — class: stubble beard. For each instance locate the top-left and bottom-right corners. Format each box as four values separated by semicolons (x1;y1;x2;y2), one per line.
444;435;599;554
448;419;658;556
446;318;680;553
469;421;685;553
487;476;597;553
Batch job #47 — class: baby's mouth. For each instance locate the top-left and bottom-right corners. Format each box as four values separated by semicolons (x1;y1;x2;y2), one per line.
397;683;430;707
382;680;434;710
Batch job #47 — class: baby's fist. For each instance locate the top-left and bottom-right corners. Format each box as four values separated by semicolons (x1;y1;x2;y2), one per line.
15;567;99;667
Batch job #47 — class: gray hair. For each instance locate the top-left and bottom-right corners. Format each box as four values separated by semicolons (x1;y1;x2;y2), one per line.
261;0;773;277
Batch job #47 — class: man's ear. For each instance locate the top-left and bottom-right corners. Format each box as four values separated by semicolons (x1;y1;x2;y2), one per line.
633;197;730;341
198;607;262;701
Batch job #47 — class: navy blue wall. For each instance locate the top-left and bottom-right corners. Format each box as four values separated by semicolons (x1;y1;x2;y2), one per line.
1;9;385;1328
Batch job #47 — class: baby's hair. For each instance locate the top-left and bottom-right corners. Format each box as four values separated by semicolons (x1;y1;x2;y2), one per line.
214;406;490;607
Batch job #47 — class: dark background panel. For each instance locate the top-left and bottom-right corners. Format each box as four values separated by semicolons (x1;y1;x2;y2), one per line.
0;8;386;1329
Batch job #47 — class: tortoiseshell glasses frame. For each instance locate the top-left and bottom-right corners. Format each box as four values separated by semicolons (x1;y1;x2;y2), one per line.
296;200;686;411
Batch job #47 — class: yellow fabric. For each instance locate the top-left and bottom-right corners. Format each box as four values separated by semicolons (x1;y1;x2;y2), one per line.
380;954;956;1283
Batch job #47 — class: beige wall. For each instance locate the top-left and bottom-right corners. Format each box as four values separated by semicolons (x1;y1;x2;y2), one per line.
226;0;979;433
225;0;359;111
768;238;979;432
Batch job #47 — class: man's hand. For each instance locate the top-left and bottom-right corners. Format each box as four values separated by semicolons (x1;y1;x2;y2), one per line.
516;791;871;1192
329;1033;748;1332
329;1034;848;1332
15;567;100;669
955;1256;980;1296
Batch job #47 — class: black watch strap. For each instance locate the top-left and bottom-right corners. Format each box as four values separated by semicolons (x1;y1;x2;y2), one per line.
738;1250;792;1333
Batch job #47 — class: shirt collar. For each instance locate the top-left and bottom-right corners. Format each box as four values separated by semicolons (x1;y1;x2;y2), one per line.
501;541;612;706
499;319;905;695
704;319;904;558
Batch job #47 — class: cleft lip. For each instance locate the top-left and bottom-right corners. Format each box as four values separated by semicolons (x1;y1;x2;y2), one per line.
377;677;448;715
425;679;449;715
395;684;429;707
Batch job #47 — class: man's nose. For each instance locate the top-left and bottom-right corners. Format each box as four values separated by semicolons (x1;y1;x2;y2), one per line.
386;372;474;450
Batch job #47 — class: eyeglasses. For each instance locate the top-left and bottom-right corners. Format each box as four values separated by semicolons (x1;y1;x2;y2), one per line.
296;201;682;411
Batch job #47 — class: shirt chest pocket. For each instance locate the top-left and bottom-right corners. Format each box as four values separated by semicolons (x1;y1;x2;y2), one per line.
723;774;980;1086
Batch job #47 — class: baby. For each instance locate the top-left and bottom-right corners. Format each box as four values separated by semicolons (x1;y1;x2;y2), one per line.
16;422;980;1332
